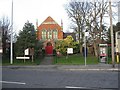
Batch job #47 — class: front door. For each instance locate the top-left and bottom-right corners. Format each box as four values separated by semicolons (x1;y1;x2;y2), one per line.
45;42;53;55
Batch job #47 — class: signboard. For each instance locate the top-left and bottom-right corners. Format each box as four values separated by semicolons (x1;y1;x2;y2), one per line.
24;48;29;55
67;48;73;54
100;57;106;63
85;32;89;37
30;48;34;55
0;48;2;53
100;47;107;56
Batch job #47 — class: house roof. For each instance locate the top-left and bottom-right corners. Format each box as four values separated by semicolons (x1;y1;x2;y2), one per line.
38;16;62;30
42;16;57;24
63;32;76;41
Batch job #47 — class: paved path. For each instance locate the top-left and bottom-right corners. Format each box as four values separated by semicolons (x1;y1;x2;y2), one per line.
40;56;53;65
2;64;119;71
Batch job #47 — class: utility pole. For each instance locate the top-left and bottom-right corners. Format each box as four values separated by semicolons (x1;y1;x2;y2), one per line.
84;33;86;66
109;0;115;68
10;0;13;64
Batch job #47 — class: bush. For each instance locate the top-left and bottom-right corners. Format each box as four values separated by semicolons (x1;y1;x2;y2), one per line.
55;35;79;55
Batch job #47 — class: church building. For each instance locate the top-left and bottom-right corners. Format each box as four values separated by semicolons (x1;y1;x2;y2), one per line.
36;16;63;54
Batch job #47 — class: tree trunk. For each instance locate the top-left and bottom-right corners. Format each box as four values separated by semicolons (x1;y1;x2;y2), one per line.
93;42;98;57
77;21;81;54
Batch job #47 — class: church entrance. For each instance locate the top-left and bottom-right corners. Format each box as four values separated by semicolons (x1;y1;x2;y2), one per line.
45;42;53;55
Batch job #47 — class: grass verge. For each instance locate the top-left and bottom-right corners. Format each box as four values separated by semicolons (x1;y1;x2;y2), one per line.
2;58;42;66
53;54;99;65
53;54;114;65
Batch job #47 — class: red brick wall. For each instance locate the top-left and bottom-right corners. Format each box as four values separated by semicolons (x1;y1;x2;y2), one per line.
37;22;63;40
36;17;63;49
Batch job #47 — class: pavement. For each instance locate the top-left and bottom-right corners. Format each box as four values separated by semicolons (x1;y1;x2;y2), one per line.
1;64;120;71
2;56;119;71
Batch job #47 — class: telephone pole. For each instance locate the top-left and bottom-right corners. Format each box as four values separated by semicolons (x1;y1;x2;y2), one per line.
109;0;115;68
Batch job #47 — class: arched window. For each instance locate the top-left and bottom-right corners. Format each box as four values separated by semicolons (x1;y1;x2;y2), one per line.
53;30;58;39
48;30;52;39
42;30;46;40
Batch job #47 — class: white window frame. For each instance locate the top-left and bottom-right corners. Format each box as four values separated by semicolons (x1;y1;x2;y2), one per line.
42;30;46;40
53;29;58;39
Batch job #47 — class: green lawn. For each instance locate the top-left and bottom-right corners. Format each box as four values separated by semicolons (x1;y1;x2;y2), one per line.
2;54;116;65
53;54;99;65
2;58;41;65
53;54;119;65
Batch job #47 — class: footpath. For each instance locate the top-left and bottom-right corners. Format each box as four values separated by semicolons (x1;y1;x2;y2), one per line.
2;56;119;71
2;64;119;71
40;56;53;65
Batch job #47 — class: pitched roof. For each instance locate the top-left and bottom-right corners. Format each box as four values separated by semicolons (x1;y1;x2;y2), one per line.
42;16;57;25
38;16;62;30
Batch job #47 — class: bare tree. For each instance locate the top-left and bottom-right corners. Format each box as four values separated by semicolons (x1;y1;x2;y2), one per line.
65;0;110;56
89;0;109;56
0;16;11;57
65;1;92;53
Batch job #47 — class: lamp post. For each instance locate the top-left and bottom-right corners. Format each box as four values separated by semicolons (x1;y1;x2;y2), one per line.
84;31;89;66
10;0;13;64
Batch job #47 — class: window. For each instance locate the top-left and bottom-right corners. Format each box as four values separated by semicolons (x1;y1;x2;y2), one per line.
48;30;52;39
42;30;46;40
53;30;58;39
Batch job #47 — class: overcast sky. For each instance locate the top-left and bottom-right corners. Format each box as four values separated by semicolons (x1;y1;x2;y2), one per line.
0;0;119;34
0;0;70;34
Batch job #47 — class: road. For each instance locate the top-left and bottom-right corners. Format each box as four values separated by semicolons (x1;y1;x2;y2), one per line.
2;67;119;89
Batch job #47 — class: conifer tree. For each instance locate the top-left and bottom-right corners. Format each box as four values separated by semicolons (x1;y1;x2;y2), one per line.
15;21;37;56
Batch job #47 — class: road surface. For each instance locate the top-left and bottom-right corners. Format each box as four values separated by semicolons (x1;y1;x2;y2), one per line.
2;67;119;89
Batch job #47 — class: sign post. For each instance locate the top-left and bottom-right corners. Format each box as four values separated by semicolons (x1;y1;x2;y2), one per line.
24;48;29;62
30;48;34;62
67;48;73;59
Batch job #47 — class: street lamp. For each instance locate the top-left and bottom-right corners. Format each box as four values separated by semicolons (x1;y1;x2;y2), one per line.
10;0;13;64
84;30;89;66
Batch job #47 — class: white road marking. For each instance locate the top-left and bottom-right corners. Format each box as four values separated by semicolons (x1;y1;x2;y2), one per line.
0;81;26;85
65;86;88;89
65;68;119;71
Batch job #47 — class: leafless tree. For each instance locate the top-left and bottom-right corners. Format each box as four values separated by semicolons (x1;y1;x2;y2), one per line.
0;16;11;57
65;0;92;53
88;0;109;56
65;0;110;56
